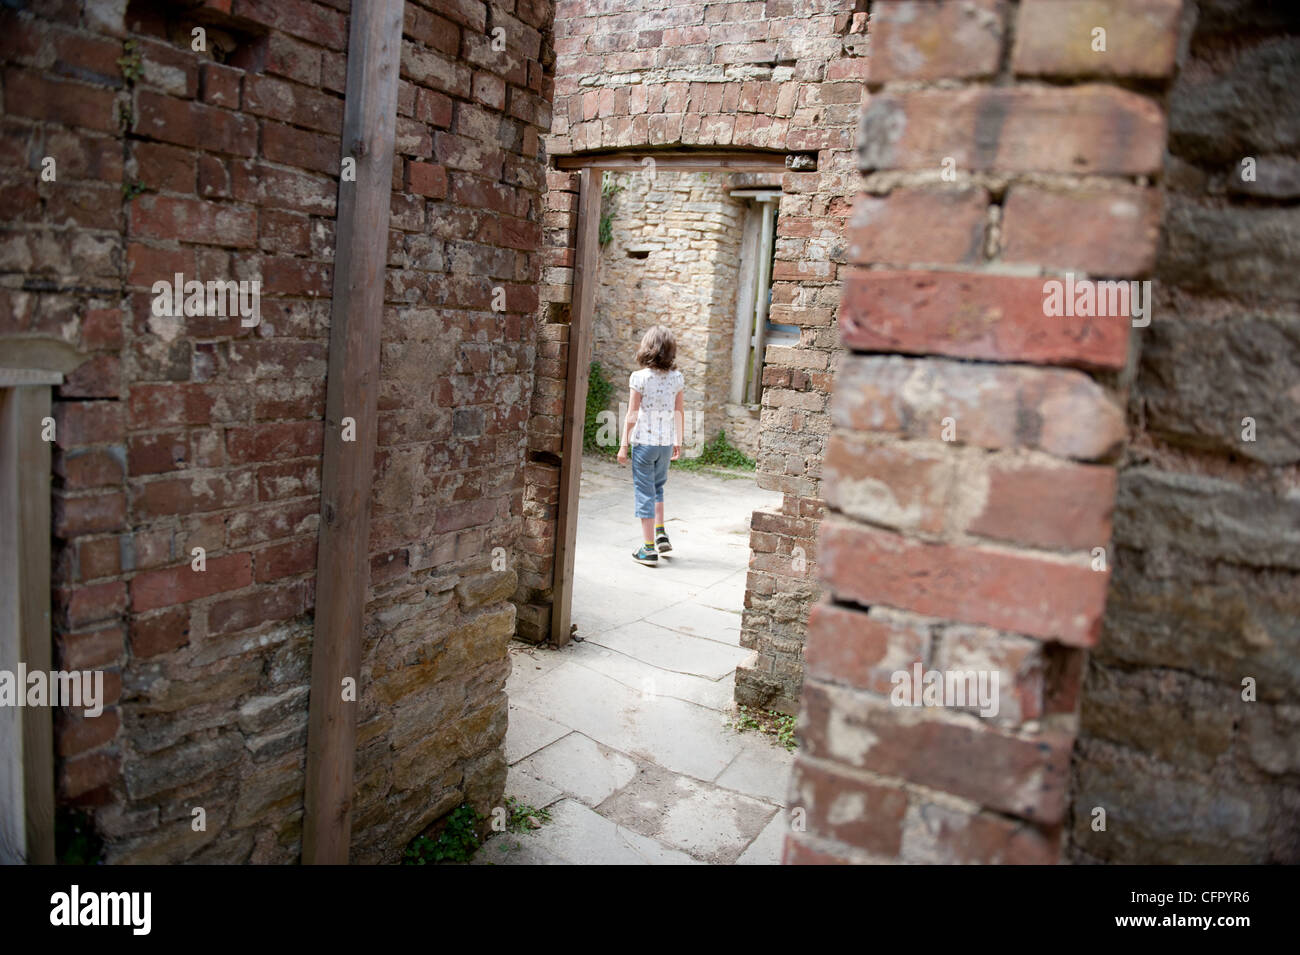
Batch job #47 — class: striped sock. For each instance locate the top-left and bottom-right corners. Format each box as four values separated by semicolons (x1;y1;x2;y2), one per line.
655;524;665;534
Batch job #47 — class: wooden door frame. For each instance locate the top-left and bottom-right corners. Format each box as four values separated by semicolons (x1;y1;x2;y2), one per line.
549;149;788;646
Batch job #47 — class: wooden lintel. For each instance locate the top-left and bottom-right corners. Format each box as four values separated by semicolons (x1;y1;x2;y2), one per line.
555;149;790;173
302;0;404;865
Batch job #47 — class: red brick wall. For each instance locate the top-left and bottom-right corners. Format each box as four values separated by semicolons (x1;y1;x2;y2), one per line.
788;0;1182;864
3;0;554;862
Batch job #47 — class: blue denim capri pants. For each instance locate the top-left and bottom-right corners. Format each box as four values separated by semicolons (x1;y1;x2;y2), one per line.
631;444;673;519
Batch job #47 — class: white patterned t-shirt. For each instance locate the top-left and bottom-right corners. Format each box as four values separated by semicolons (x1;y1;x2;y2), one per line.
629;368;684;446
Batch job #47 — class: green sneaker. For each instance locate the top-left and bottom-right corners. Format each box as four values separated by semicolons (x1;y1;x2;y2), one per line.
632;543;659;565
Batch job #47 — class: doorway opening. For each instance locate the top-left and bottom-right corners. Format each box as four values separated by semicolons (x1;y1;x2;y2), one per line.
492;150;794;864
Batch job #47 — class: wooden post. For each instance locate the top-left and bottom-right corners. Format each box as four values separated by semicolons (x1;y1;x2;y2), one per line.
302;0;404;865
550;167;603;647
729;204;761;405
746;199;777;404
0;374;59;865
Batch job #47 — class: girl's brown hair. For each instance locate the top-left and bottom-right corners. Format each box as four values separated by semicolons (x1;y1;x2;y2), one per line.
635;325;677;371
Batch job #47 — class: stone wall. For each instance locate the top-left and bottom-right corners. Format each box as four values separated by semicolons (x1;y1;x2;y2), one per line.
3;0;553;863
1068;0;1300;864
520;0;869;675
591;168;745;453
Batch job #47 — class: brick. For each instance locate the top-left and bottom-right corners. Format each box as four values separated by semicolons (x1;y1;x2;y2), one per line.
131;472;255;520
60;581;128;629
831;354;1126;461
266;31;322;86
57;709;121;758
903;801;1061;863
132;141;196;194
226;421;323;465
2;68;117;132
244;74;343;134
789;757;909;855
415;88;454;128
823;435;951;535
406;161;449;198
81;309;125;351
128;432;189;475
805;603;930;695
135;91;258;157
968;459;1117;551
130;607;191;658
839;269;1131;370
869;0;1004;82
846;188;987;266
61;355;121;399
207;580;309;635
56;626;125;671
860;86;1166;176
56;401;124;448
255;537;317;582
261;121;340;175
932;626;1048;724
801;681;1074;822
1013;0;1182;79
54;492;126;537
819;518;1110;646
131;194;257;248
201;61;241;108
77;536;122;580
56;447;126;489
1001;185;1162;277
130;553;253;612
233;0;348;50
60;751;120;800
129;385;215;430
127;242;195;289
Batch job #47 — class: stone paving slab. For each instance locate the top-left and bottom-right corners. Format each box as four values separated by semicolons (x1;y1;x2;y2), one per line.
591;618;753;680
716;735;796;806
503;702;570;765
645;601;744;646
505;764;565;811
568;642;736;711
597;762;779;865
509;660;742;781
475;799;702;866
736;810;790;865
513;731;638;807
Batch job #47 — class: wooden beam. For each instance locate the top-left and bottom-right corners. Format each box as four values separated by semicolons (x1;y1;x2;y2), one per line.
729;204;762;405
302;0;404;865
555;150;790;173
0;386;24;863
550;167;602;647
18;385;54;864
747;202;777;405
0;380;57;865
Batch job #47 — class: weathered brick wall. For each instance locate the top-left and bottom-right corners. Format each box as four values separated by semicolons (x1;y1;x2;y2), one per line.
522;0;869;679
1069;0;1300;864
3;0;554;863
591;168;745;452
788;0;1181;863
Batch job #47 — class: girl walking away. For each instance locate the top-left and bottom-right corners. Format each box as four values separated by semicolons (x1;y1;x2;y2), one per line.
617;325;685;565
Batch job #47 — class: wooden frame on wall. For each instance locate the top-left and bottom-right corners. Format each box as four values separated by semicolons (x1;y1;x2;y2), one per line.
548;149;788;647
0;353;71;865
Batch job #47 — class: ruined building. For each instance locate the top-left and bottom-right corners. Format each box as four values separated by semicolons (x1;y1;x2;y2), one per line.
0;0;1295;865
